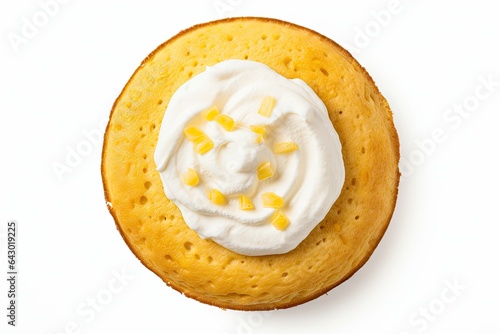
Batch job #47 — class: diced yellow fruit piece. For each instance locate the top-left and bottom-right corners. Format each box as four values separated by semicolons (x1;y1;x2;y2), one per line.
184;126;205;141
215;114;236;131
208;188;226;205
257;161;274;181
239;195;254;210
273;141;299;153
255;134;264;144
250;125;266;144
202;106;220;121
249;125;266;135
271;211;290;231
193;136;214;155
258;96;276;117
182;168;199;186
261;192;284;208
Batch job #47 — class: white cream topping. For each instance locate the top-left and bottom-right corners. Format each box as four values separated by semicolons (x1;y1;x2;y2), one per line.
154;60;344;256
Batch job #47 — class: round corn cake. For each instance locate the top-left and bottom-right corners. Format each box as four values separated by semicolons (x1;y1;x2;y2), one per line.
101;17;400;310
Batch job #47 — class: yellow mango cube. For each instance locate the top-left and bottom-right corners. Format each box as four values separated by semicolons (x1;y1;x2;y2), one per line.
202;106;220;121
208;188;226;205
183;126;205;142
193;136;214;155
257;161;274;181
258;96;276;117
215;114;236;131
182;168;199;186
261;192;284;208
273;141;299;153
250;125;266;144
271;211;290;231
239;195;254;210
255;134;264;144
249;125;266;135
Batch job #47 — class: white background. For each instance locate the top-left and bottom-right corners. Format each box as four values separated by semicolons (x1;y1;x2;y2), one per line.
1;0;500;333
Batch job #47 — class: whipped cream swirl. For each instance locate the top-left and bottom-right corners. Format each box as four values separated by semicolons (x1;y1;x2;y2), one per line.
154;60;344;256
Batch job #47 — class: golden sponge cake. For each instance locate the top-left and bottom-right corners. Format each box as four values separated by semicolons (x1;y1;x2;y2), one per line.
101;17;400;310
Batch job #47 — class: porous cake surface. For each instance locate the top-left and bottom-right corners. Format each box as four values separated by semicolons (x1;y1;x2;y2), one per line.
101;17;400;310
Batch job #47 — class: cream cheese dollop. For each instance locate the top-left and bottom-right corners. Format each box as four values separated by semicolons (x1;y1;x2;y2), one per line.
154;59;344;256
